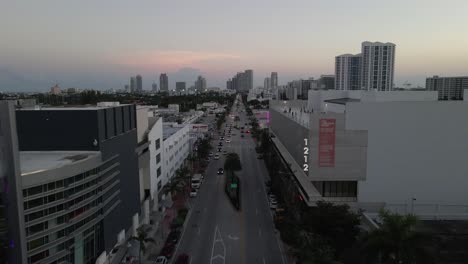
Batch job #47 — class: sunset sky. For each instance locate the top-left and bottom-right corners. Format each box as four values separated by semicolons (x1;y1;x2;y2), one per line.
1;0;468;91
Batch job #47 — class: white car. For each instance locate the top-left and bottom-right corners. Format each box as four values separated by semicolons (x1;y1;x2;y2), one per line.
214;154;220;160
155;256;168;264
209;152;214;157
225;139;231;143
269;200;278;209
190;189;198;197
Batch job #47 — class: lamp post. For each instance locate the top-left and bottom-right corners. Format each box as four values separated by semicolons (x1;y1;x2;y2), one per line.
410;197;417;214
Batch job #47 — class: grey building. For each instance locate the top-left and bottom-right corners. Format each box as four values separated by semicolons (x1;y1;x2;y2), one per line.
136;75;142;92
0;101;28;264
130;77;136;93
176;82;186;93
160;74;169;92
226;79;232;90
12;104;139;264
194;76;206;93
152;82;158;92
228;70;253;92
264;77;271;90
335;54;362;90
245;70;253;91
319;75;335;90
426;76;468;100
361;41;396;91
271;72;278;88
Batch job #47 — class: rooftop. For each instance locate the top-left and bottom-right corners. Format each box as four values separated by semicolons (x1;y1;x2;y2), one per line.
20;151;100;176
163;123;184;140
324;98;361;105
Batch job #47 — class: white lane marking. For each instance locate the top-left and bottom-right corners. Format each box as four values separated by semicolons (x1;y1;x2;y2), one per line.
256;208;258;215
227;234;239;240
263;257;266;264
210;226;226;264
258;228;262;237
197;227;201;235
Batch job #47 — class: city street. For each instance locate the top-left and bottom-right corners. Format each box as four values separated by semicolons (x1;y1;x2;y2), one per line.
173;105;286;264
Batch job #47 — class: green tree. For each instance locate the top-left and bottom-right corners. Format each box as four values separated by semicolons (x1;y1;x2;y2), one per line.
302;201;361;256
224;153;242;172
362;210;433;264
129;226;156;264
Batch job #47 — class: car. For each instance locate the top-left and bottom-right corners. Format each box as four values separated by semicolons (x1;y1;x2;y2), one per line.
240;130;244;133
214;154;220;160
270;200;278;209
218;148;222;152
160;244;175;259
174;254;190;264
241;126;245;129
155;256;168;264
223;150;228;155
226;139;231;143
166;230;181;245
246;130;251;133
209;152;213;157
221;137;224;140
108;245;120;262
269;194;277;201
190;189;197;197
217;168;224;175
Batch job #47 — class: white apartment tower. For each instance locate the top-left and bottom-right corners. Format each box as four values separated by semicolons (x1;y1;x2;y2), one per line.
361;41;396;91
335;54;362;90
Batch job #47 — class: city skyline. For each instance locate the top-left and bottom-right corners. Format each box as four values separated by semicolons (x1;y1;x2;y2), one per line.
1;0;468;91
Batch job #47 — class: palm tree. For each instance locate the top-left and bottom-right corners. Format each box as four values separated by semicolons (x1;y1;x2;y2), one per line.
129;226;156;264
362;210;432;264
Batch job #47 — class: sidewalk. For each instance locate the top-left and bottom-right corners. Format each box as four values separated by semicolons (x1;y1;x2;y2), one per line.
142;192;188;263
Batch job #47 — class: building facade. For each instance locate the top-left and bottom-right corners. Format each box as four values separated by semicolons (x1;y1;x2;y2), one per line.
335;54;362;90
130;77;136;93
264;77;271;90
136;75;142;92
14;104;140;263
319;75;335;90
176;82;186;94
426;76;468;100
361;41;396;91
152;82;158;92
160;74;169;92
271;72;278;88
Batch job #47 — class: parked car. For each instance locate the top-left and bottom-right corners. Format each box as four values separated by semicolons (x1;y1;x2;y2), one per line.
214;154;220;160
174;254;190;264
217;168;224;175
190;189;198;197
209;152;214;157
155;256;168;264
160;244;175;259
226;139;231;143
241;134;244;138
269;200;278;209
166;230;181;245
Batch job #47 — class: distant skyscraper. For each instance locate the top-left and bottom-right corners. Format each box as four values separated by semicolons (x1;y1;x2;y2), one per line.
361;41;396;91
160;73;168;91
130;77;136;93
245;70;253;91
426;76;468;100
271;72;278;87
152;82;158;92
125;84;130;93
195;76;206;93
335;54;362;90
136;75;142;92
176;82;186;93
264;77;271;90
50;84;61;94
226;79;232;90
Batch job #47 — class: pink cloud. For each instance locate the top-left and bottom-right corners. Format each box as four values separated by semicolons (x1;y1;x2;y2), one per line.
112;50;241;71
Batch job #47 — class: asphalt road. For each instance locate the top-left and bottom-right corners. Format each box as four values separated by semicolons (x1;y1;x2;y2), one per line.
173;103;286;264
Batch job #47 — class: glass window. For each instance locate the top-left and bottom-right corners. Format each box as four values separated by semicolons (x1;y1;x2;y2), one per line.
156;139;161;150
157;167;161;177
28;185;43;196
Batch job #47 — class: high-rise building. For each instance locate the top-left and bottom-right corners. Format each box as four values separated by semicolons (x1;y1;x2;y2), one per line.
152;82;158;92
130;77;136;93
160;73;169;92
426;76;468;100
245;70;253;91
319;75;335;90
176;82;186;93
271;72;278;88
195;76;207;93
125;85;130;93
50;84;61;95
264;77;271;90
361;41;396;91
136;75;142;92
14;104;140;264
335;54;362;90
226;79;232;90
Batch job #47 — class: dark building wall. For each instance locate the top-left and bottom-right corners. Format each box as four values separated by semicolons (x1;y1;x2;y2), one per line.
16;110;100;151
269;109;309;176
0;101;27;264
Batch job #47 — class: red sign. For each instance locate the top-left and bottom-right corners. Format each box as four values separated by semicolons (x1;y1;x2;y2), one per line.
318;119;336;167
